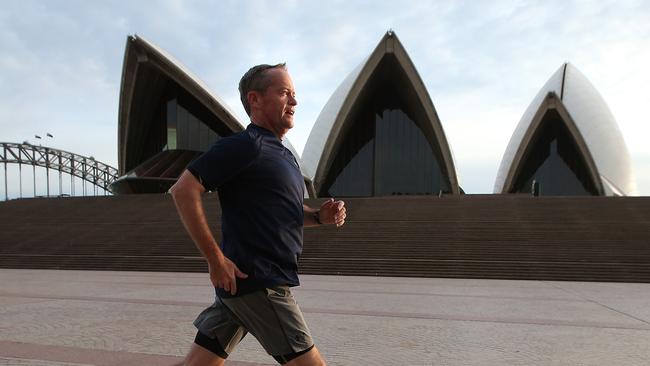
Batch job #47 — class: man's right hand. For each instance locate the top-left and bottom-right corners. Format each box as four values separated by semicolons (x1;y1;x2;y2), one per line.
208;256;248;296
169;171;248;296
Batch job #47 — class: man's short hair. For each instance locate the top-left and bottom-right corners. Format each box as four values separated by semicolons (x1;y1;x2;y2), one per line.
239;63;287;116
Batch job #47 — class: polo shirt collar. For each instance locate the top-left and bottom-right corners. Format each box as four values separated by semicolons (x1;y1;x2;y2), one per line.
247;123;282;141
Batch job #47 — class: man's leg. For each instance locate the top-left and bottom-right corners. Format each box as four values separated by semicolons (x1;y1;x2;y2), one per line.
284;346;326;366
190;294;248;366
184;342;226;366
223;287;323;365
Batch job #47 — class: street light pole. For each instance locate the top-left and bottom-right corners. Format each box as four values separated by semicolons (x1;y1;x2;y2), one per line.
18;147;22;198
45;133;61;197
3;144;7;201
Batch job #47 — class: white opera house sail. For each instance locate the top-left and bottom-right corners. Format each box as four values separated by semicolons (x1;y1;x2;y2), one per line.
302;31;460;197
494;63;637;196
111;35;313;195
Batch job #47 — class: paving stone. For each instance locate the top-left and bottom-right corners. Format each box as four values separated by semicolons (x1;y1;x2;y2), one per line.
1;269;650;365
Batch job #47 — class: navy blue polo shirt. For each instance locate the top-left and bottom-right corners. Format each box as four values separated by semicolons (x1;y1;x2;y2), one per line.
187;123;305;298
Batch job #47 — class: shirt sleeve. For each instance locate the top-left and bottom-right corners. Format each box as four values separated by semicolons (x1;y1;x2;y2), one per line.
186;134;261;191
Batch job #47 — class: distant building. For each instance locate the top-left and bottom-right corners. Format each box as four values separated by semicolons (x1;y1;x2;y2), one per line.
110;34;636;197
110;35;313;195
303;31;460;197
494;63;637;196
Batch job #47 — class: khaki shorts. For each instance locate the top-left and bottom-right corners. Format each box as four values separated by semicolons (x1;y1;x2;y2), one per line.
193;285;314;358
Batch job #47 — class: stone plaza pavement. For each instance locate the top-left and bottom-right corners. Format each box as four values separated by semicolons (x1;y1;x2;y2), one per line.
1;269;650;366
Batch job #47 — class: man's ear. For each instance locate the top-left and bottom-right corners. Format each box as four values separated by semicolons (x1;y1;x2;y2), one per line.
248;90;262;111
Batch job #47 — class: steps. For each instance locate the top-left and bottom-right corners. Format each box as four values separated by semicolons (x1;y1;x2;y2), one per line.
1;194;649;282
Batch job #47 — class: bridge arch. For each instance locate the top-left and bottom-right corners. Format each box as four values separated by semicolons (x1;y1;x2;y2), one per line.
1;142;118;200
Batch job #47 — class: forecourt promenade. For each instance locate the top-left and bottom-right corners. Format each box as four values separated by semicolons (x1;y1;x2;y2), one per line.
1;269;650;365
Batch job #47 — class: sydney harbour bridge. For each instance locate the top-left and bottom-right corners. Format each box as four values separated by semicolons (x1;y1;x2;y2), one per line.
0;142;118;201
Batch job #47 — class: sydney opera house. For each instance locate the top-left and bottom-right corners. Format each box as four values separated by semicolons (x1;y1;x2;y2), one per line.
3;31;647;283
109;31;636;198
494;63;637;196
109;34;314;195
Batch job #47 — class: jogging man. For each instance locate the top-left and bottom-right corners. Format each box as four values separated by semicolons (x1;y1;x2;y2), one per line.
169;63;346;365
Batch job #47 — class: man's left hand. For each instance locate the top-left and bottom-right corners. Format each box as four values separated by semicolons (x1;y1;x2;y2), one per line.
319;198;346;227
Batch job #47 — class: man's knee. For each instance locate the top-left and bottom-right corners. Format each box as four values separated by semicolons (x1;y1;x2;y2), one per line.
283;346;326;366
184;343;225;366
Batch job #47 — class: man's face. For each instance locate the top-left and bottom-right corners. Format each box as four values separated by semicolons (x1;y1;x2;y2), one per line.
254;68;297;135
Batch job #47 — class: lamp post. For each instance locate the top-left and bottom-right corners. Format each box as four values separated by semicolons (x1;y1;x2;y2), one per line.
30;133;55;198
44;133;62;196
3;143;7;201
26;139;37;197
37;134;52;197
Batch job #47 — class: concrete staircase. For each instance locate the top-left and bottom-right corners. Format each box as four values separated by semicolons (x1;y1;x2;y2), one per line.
1;194;649;282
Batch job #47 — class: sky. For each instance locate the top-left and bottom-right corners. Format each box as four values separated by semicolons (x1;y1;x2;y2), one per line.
1;0;649;196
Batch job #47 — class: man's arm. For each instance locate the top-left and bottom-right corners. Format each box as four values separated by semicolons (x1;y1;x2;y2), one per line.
304;198;347;227
169;170;247;295
303;204;320;227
